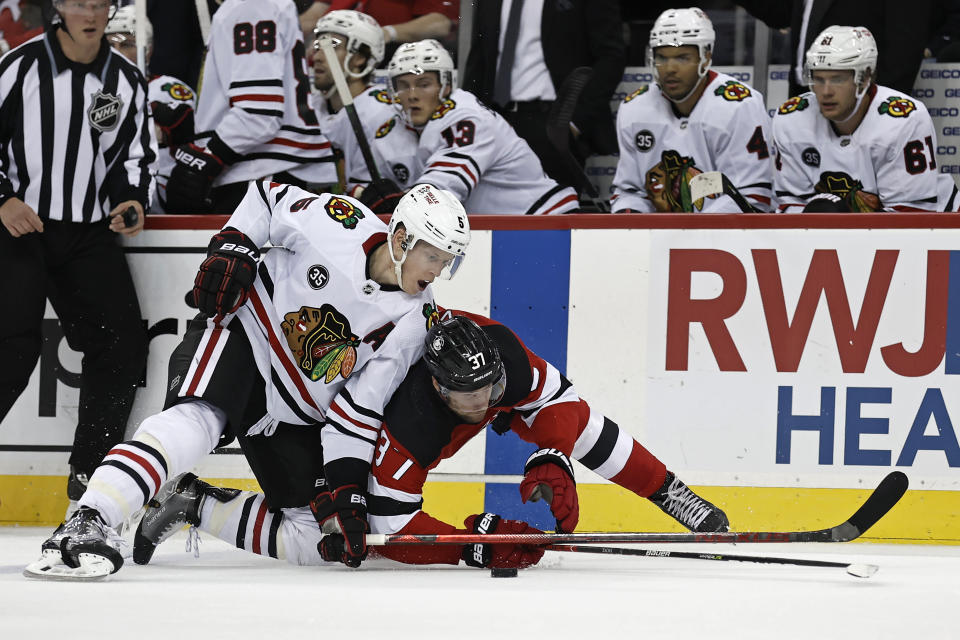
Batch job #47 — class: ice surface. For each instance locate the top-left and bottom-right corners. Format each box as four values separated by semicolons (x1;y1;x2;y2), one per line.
0;526;955;639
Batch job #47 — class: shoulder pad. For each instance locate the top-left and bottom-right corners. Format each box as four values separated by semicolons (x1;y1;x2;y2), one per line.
430;98;457;120
368;88;392;104
712;80;752;102
877;95;917;118
777;95;811;115
624;85;650;103
375;117;397;138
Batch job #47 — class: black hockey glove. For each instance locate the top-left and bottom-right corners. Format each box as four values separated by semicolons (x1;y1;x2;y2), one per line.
165;143;224;213
803;192;852;213
358;179;405;214
151;101;196;147
310;484;369;568
186;227;260;316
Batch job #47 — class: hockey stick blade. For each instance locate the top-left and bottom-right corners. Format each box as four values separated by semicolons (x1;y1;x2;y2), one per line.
367;471;908;546
689;171;724;202
545;544;879;578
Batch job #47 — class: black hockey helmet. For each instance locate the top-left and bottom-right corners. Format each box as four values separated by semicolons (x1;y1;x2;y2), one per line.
424;316;506;402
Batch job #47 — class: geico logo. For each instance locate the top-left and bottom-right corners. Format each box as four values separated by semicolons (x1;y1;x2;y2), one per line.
944;127;960;136
922;69;960;78
913;88;934;98
587;166;617;176
769;70;789;80
945;165;960;173
622;72;653;82
929;107;960;117
937;146;958;155
946;89;960;97
728;72;751;81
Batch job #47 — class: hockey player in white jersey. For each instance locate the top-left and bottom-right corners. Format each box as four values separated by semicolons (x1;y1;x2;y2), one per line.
24;183;471;580
105;6;197;214
372;39;579;215
165;0;337;214
772;26;955;212
611;8;773;213
311;10;397;198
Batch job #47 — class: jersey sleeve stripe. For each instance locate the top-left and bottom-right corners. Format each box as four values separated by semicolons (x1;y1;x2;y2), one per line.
230;94;285;105
240;107;285;117
324;417;379;446
539;193;579;215
428;160;478;185
328;400;381;435
267;137;331;150
230;79;284;88
337;387;384;422
423;169;473;195
445;151;481;176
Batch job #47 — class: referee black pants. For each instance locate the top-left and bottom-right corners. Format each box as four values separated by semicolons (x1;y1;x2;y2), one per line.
0;220;148;476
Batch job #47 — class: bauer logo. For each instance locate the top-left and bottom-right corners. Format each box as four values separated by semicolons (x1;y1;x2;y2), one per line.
88;90;123;131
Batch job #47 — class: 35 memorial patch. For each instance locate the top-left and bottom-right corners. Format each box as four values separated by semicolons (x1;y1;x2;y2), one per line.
325;196;365;228
714;80;751;102
878;96;916;118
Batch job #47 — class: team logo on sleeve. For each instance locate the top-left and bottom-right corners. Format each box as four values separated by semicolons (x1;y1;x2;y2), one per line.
325;196;365;229
878;96;916;118
423;302;440;329
375;118;396;138
370;88;392;104
162;82;194;102
713;80;751;102
430;98;457;120
281;304;360;383
624;86;649;102
87;90;124;131
814;171;881;212
644;150;712;212
777;96;810;115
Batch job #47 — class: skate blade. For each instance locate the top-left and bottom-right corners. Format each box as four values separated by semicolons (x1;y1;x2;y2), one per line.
23;549;116;581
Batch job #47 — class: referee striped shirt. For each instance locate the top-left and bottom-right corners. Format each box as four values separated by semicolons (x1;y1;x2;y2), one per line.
0;27;157;223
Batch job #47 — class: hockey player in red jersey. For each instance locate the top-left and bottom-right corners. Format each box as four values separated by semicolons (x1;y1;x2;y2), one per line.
24;183;471;580
131;313;728;572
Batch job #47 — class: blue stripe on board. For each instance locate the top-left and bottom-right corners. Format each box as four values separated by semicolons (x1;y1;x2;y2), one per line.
948;251;960;374
485;229;571;525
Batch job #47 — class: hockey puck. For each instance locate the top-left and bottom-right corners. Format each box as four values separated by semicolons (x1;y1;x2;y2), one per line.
490;567;518;578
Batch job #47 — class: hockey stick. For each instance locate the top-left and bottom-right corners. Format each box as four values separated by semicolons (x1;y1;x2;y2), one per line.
688;171;758;213
545;544;878;578
319;40;383;183
544;66;607;210
367;471;907;546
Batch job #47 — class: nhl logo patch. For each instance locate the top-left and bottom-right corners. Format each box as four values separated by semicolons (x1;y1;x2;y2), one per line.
88;90;123;132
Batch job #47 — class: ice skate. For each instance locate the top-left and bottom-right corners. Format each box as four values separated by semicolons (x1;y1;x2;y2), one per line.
133;472;241;565
24;507;125;581
649;471;729;533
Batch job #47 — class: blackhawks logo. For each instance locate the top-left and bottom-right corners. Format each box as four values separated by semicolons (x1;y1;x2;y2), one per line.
163;82;194;102
878;96;916;118
371;88;392;104
375;117;396;138
624;85;649;102
281;304;360;383
423;302;440;330
325;196;365;229
430;98;457;120
778;96;810;115
814;171;881;212
644;149;711;212
714;80;751;102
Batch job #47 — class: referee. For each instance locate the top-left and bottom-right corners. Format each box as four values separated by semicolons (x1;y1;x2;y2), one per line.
0;0;157;515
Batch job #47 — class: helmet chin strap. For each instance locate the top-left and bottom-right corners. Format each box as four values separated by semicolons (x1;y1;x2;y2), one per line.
389;234;409;291
660;59;710;105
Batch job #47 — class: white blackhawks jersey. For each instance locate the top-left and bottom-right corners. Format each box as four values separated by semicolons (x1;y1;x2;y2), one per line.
612;71;774;213
315;86;397;187
224;181;439;466
148;75;196;213
771;85;943;212
194;0;337;187
372;89;579;214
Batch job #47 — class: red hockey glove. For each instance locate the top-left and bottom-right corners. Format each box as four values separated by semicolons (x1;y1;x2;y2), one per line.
166;143;224;213
519;448;579;533
461;513;544;569
358;178;405;214
310;485;369;568
186;227;260;316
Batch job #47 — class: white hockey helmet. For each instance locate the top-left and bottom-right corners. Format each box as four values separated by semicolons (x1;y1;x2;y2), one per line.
387;39;457;104
105;4;152;43
313;10;385;79
803;26;878;98
647;7;715;83
388;184;470;288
